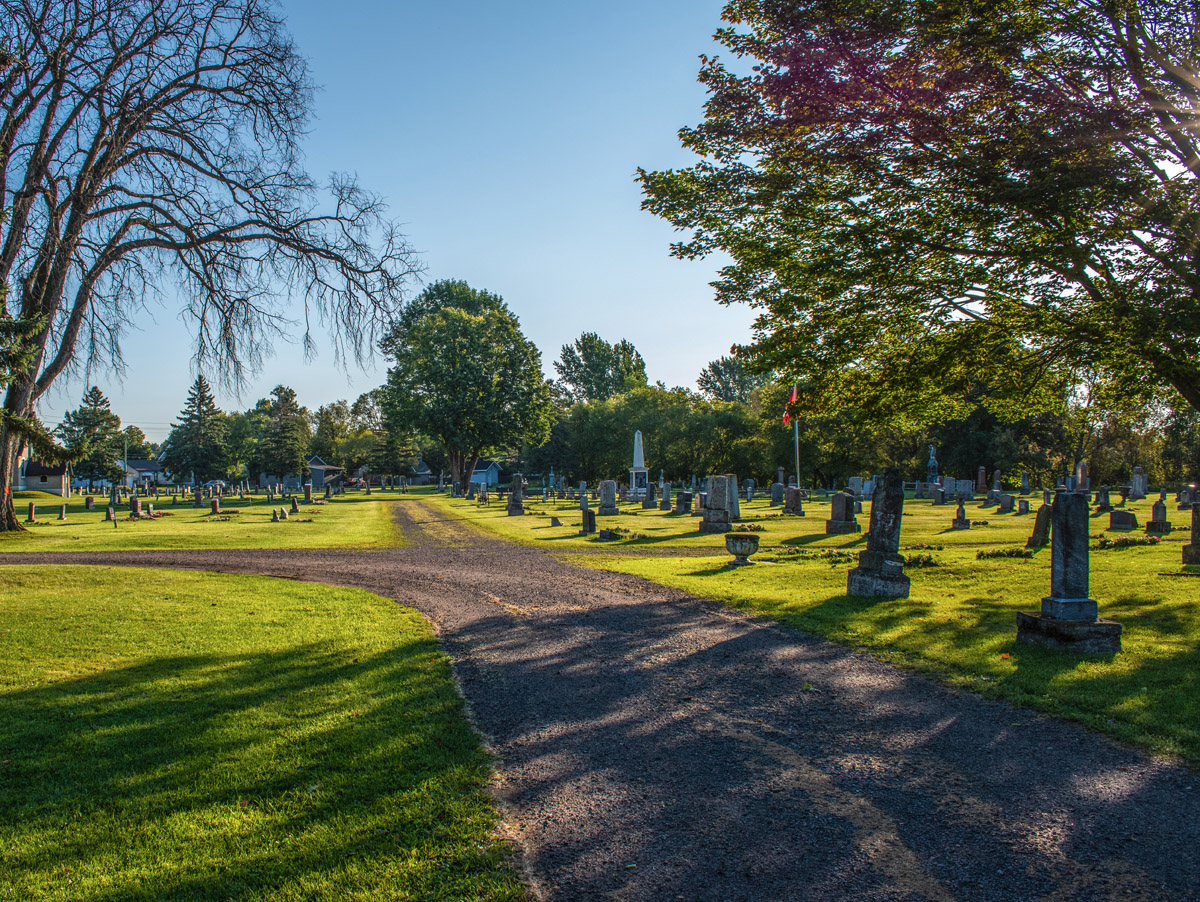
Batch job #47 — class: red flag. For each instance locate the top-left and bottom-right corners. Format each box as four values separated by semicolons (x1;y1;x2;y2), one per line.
782;385;797;426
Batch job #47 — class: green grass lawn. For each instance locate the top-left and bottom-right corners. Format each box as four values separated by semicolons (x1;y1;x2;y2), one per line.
431;489;1200;764
0;567;526;902
0;489;406;552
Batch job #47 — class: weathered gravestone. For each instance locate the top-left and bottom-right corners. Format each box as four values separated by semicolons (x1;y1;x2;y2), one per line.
1020;471;1030;495
997;493;1015;514
105;506;114;522
952;500;970;530
660;484;672;512
304;484;313;504
507;476;525;516
1026;504;1051;547
1179;487;1195;511
597;480;619;516
325;485;332;500
674;492;692;515
271;509;279;523
580;509;597;536
770;482;784;507
1147;496;1172;534
290;497;299;514
643;484;657;510
550;516;562;527
1182;503;1200;565
848;476;863;499
932;486;946;506
1109;510;1139;531
699;475;737;534
1129;466;1148;500
1016;492;1121;654
25;502;35;523
825;489;860;535
783;486;806;516
976;466;987;492
210;498;220;515
1094;485;1113;512
956;479;976;501
846;468;910;598
1017;499;1030;515
85;496;94;511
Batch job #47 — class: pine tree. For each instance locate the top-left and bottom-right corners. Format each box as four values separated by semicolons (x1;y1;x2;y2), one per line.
162;375;228;485
57;388;124;486
258;386;311;482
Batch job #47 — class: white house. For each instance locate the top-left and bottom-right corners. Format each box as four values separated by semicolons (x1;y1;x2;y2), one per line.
469;459;503;487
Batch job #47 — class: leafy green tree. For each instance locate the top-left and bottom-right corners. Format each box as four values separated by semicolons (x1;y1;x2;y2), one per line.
161;375;228;485
698;356;766;404
256;386;311;483
381;280;553;487
554;333;648;404
640;0;1200;421
57;388;124;486
123;426;154;460
311;401;352;469
225;401;271;483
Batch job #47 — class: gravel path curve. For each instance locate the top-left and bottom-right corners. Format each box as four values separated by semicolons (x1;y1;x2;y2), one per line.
3;499;1199;901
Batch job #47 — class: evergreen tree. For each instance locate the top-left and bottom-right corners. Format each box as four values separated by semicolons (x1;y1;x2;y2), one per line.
258;386;311;482
161;375;228;485
57;387;124;485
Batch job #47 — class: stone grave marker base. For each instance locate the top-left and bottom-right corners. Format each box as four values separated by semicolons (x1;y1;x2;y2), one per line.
1183;544;1200;565
846;566;910;599
1015;612;1122;655
824;520;861;535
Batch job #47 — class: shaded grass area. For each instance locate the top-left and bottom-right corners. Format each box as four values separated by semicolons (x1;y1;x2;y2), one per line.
427;491;1200;765
0;567;526;902
0;490;407;552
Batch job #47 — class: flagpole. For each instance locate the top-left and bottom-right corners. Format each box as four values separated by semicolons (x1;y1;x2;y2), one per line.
794;418;800;489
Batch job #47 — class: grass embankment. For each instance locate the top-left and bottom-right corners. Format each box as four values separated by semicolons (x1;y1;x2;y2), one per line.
0;567;526;902
432;489;1200;764
0;489;406;552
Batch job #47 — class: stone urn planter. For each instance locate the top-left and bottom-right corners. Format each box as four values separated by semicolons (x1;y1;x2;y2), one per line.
724;532;760;567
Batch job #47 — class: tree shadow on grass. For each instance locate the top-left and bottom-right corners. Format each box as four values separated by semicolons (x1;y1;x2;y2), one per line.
0;644;517;901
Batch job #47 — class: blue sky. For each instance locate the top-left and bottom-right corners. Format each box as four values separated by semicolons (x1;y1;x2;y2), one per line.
39;0;755;441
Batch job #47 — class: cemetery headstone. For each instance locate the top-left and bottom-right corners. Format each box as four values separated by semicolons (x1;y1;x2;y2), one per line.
927;445;938;483
848;476;863;499
304;484;313;503
825;489;861;535
629;430;649;499
507;476;525;516
997;493;1015;514
1020;471;1030;495
675;492;693;515
131;496;142;517
1147;497;1172;534
210;498;220;515
1018;499;1029;515
1130;466;1148;500
580;509;597;536
976;466;987;492
1026;504;1052;547
770;482;784;507
597;480;619;516
85;496;94;511
952;500;971;530
699;475;736;533
1109;510;1139;531
1182;503;1200;565
932;486;946;506
1095;485;1113;512
26;502;35;523
642;484;657;510
783;486;806;516
105;506;114;522
846;468;910;598
660;484;672;512
1179;486;1196;511
1016;491;1121;654
271;508;280;523
550;517;562;527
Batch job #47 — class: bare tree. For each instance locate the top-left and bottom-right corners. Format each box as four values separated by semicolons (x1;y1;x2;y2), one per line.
0;0;420;530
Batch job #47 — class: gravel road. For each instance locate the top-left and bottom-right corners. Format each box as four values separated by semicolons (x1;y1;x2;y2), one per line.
3;499;1198;901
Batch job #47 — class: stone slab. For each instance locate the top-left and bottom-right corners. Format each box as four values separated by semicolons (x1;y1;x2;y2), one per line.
1016;612;1122;655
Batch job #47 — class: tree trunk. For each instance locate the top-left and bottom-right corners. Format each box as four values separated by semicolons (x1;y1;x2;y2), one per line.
0;425;25;533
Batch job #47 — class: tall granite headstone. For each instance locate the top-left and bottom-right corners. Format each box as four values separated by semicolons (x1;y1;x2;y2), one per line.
1183;503;1200;565
825;489;860;535
597;480;619;516
1016;492;1121;654
846;468;910;598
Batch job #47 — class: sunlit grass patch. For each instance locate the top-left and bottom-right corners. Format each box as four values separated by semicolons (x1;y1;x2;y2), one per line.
0;566;525;902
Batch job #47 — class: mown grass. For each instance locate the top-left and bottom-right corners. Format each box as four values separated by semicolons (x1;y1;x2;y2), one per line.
0;566;526;902
430;489;1200;764
0;489;405;552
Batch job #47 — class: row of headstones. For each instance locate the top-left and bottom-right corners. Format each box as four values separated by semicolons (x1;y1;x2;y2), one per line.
841;471;1132;654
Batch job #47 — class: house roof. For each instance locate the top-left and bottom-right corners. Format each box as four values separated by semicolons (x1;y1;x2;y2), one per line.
126;459;163;473
412;460;432;475
471;459;502;474
306;455;342;471
25;460;67;477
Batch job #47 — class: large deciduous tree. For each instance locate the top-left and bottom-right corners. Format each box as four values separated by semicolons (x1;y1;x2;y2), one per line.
161;375;227;485
554;332;648;404
255;385;310;484
640;0;1200;424
381;280;553;487
0;0;419;531
698;355;766;403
